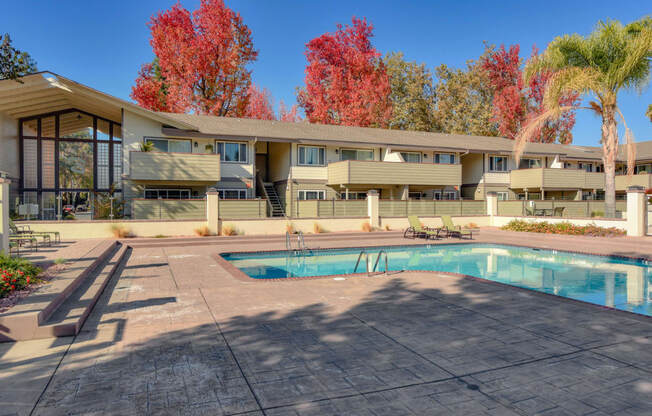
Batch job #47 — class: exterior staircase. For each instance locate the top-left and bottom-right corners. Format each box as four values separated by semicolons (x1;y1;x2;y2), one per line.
263;183;286;217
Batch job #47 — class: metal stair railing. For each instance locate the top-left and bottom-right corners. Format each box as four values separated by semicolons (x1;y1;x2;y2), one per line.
373;250;388;274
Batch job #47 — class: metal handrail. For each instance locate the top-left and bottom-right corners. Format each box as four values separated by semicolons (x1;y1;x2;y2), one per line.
297;231;306;251
286;231;292;251
353;250;369;274
373;250;388;274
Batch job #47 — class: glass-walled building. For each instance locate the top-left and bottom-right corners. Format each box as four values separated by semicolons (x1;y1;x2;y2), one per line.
18;109;122;220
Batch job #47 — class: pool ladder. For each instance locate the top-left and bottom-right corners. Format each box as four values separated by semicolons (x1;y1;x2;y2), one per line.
354;249;388;276
286;231;307;254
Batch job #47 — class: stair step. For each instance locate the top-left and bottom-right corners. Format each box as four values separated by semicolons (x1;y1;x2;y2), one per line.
35;244;128;338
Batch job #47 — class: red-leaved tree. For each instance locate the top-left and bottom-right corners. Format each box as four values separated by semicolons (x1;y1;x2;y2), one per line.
482;44;578;143
131;0;258;117
244;84;303;122
297;17;392;127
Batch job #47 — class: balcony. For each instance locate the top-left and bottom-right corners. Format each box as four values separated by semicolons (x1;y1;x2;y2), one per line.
510;168;605;190
615;173;652;191
327;160;461;186
129;151;221;182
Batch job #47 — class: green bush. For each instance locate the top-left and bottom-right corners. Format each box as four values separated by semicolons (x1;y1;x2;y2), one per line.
0;252;41;298
501;220;625;237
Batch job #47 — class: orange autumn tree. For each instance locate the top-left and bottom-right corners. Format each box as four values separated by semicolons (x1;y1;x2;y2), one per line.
298;17;392;127
131;0;257;116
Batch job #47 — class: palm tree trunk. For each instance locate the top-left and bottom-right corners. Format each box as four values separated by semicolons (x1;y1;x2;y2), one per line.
602;105;618;218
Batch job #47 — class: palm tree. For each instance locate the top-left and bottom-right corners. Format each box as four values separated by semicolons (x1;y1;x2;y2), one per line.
517;17;652;217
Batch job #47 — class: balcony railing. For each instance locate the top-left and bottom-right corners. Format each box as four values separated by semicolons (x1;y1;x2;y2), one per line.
327;160;461;186
510;168;604;189
129;151;221;182
615;173;652;191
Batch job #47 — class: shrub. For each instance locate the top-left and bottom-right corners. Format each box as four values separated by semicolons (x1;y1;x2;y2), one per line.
54;258;66;265
313;222;325;234
194;225;212;237
110;224;131;238
154;234;168;238
221;225;237;236
465;222;479;229
501;220;624;237
0;252;41;298
361;222;373;232
384;224;391;231
591;210;604;218
286;223;295;234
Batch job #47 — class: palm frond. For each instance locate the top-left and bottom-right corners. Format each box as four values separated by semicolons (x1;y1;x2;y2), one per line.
513;105;578;164
612;27;652;92
616;107;636;177
542;67;600;115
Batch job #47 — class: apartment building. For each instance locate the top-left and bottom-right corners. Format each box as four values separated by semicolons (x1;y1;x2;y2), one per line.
0;72;649;220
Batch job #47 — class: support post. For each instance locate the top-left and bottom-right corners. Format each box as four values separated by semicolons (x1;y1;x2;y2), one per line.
206;188;220;236
367;190;379;228
0;179;10;254
626;186;647;237
486;191;498;227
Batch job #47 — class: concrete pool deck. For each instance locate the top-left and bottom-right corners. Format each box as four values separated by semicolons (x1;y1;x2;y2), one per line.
1;229;652;415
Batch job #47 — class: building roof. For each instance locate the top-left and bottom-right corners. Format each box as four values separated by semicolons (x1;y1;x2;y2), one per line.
161;112;610;160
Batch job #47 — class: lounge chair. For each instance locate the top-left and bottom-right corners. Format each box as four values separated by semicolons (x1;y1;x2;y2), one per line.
404;215;441;240
9;235;38;252
525;206;535;216
9;219;58;245
441;215;473;239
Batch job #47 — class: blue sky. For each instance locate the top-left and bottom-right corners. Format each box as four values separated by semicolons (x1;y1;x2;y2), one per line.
1;0;650;145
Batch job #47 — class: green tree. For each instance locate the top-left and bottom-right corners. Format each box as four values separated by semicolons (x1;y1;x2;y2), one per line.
384;52;437;131
647;104;652;122
520;18;652;217
0;34;37;82
432;52;498;137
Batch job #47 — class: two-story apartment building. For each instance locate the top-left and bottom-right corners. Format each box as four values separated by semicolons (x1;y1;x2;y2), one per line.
0;72;649;220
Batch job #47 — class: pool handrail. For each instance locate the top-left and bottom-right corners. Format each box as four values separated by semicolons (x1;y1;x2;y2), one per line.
354;250;369;274
373;249;388;274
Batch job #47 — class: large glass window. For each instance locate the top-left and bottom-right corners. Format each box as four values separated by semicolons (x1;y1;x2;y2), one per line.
298;146;325;166
341;149;374;161
22;139;37;188
59;111;94;139
578;162;593;172
519;158;541;169
400;152;421;163
41;140;55;188
218;189;247;199
434;153;455;164
59;142;93;189
489;156;508;172
146;138;191;153
144;188;191;199
298;190;325;200
97;142;110;189
216;141;247;163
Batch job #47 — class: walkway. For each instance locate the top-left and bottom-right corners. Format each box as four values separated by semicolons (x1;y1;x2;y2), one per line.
1;229;651;415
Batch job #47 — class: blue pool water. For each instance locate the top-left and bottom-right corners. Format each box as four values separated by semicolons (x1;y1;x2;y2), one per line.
221;243;652;317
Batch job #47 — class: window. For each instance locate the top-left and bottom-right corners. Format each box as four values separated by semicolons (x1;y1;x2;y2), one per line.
400;152;421;163
635;164;651;174
146;138;191;153
434;153;455;164
563;162;573;169
298;190;325;200
298;146;325;166
408;192;423;200
217;189;247;199
496;192;508;201
582;191;594;201
343;192;368;200
518;158;541;169
578;162;593;172
144;189;191;199
217;141;247;163
433;190;457;200
489;156;508;172
341;149;374;161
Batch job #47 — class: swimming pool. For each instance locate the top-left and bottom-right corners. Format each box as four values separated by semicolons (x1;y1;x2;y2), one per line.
221;243;652;317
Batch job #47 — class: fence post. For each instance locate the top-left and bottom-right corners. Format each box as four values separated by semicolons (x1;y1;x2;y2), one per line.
626;186;647;237
0;178;10;254
367;190;380;228
206;188;220;235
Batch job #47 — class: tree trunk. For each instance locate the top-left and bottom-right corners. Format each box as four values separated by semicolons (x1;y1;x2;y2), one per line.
602;105;618;218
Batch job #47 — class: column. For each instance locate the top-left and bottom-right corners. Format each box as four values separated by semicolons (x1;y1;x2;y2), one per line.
367;190;379;228
206;188;220;236
0;179;9;254
400;185;409;200
626;186;647;237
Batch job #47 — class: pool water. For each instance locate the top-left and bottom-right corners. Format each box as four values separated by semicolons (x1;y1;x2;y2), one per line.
221;243;652;317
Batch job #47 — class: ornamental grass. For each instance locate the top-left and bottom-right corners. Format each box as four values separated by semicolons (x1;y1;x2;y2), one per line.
501;220;625;237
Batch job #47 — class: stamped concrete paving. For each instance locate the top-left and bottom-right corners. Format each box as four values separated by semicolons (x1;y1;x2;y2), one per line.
1;229;652;415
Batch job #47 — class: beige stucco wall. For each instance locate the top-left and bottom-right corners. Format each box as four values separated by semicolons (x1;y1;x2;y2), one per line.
0;111;19;179
461;153;484;185
268;142;290;182
20;220;206;239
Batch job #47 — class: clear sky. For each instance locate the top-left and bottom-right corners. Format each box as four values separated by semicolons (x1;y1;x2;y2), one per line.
1;0;650;146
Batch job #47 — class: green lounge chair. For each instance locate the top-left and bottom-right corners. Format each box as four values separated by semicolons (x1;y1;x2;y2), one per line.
404;215;441;240
9;235;38;252
441;215;473;239
9;219;57;245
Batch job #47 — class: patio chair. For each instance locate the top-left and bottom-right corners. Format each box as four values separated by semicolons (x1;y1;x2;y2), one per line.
553;207;565;217
441;215;473;240
9;219;57;245
404;215;441;240
525;206;535;216
9;235;38;252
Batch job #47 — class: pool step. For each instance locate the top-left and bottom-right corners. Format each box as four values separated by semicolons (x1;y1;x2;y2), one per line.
37;244;128;338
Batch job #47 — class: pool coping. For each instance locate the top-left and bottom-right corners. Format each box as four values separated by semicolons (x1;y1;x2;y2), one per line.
211;240;652;321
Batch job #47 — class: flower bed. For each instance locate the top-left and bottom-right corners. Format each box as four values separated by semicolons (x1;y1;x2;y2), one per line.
0;253;41;298
501;219;625;237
